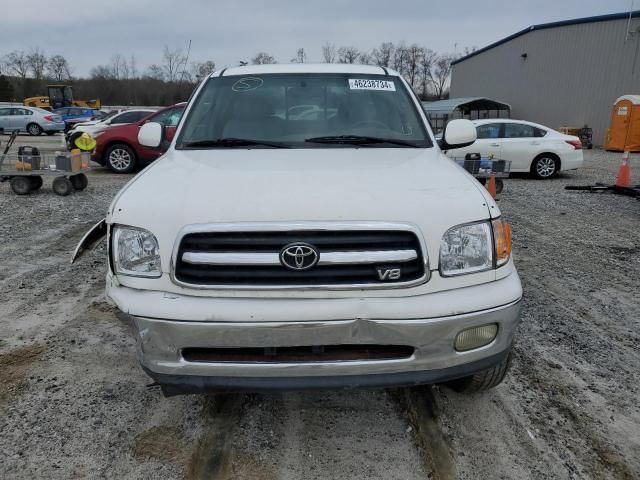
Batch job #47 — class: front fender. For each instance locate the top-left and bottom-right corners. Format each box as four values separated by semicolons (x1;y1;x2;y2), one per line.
71;219;107;263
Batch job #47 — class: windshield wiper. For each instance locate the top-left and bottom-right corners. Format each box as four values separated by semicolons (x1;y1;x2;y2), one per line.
180;138;290;149
304;135;420;148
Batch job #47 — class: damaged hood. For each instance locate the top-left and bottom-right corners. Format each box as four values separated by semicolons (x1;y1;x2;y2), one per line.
109;148;498;270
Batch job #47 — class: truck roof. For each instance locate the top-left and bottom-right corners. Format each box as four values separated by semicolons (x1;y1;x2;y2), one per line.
210;63;400;78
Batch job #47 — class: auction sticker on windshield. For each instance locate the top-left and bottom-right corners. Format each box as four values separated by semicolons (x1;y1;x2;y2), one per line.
348;79;396;91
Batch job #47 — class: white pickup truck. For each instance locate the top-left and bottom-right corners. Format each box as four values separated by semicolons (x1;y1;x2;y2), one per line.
75;64;522;396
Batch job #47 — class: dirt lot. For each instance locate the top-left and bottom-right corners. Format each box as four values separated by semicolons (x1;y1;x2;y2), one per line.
1;133;639;479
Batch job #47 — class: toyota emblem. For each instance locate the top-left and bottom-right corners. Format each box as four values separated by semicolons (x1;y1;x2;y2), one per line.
279;243;320;271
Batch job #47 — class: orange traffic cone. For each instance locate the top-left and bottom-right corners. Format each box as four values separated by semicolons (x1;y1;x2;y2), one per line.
615;151;631;187
487;175;497;198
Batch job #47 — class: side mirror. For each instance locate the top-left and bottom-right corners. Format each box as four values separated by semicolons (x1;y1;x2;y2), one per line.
138;122;163;148
439;119;477;150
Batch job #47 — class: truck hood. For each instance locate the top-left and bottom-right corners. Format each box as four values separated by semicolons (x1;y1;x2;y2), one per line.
109;148;498;270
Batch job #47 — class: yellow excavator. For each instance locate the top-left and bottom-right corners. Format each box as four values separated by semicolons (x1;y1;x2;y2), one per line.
24;85;101;111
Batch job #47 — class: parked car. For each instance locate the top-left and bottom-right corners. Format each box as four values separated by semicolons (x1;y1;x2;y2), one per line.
92;104;185;173
91;110;111;120
66;108;156;149
74;64;522;396
54;107;98;131
444;119;584;179
0;106;65;136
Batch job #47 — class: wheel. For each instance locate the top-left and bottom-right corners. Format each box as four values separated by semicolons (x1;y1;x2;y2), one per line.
27;123;43;136
29;176;43;191
70;173;88;191
531;154;559;179
52;176;73;196
10;176;32;195
444;352;512;393
105;144;136;173
495;179;504;194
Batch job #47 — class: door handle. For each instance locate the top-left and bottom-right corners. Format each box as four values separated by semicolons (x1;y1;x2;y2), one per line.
530;141;540;145
490;143;500;147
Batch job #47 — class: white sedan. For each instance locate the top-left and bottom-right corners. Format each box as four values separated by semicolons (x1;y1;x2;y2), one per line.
65;108;156;148
445;119;584;179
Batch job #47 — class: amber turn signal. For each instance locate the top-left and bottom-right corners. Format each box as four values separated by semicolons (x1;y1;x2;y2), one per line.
492;219;512;266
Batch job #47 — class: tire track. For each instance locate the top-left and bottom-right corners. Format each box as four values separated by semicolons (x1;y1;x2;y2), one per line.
393;387;457;480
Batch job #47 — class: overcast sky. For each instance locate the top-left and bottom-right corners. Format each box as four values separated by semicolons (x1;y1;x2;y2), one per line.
1;0;635;77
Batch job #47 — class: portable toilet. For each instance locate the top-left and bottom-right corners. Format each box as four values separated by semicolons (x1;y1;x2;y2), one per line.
605;95;640;152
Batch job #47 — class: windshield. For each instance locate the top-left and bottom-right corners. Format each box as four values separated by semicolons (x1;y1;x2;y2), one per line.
177;73;431;149
98;110;118;121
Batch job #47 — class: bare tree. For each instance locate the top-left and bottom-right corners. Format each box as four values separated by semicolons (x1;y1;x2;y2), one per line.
321;42;337;63
144;64;165;80
371;42;394;67
461;46;477;57
418;47;437;97
338;46;360;64
358;52;373;65
429;53;455;98
291;48;307;63
90;65;115;79
392;42;409;75
110;54;128;79
4;50;30;80
162;45;187;82
405;44;422;88
252;52;276;64
26;47;47;80
129;55;138;79
191;60;216;81
46;54;72;81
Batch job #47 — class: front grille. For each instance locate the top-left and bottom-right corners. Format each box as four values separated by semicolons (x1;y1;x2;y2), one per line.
174;229;426;287
182;345;414;363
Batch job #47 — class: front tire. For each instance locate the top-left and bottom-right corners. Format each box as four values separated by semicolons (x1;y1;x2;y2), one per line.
531;154;559;179
27;123;43;136
10;176;32;195
70;173;88;191
445;352;512;393
52;176;73;196
105;144;136;174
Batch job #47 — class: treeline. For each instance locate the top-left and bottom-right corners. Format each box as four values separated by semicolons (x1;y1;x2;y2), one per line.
0;42;473;106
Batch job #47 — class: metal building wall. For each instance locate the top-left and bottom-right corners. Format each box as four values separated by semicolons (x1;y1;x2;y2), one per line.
450;17;640;145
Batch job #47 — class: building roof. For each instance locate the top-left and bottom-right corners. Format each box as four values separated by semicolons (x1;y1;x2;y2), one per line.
211;63;399;77
422;97;511;115
452;10;640;66
616;95;640;105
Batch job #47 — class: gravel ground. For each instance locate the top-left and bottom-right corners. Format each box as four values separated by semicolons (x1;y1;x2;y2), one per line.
1;134;639;479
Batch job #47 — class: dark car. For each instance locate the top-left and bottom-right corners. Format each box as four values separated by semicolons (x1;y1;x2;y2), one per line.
92;103;186;173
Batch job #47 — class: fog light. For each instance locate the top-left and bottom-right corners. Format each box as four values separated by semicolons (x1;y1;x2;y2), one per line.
455;324;498;352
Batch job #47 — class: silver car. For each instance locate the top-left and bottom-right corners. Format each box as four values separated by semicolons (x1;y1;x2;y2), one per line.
0;106;65;136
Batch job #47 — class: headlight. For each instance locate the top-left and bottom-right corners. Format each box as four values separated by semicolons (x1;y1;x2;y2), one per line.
439;221;493;276
112;226;161;277
439;219;513;276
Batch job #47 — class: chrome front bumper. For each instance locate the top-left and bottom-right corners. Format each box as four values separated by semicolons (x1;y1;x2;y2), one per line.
127;296;522;393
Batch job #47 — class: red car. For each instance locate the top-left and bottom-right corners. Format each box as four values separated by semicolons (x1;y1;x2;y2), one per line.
92;103;186;173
